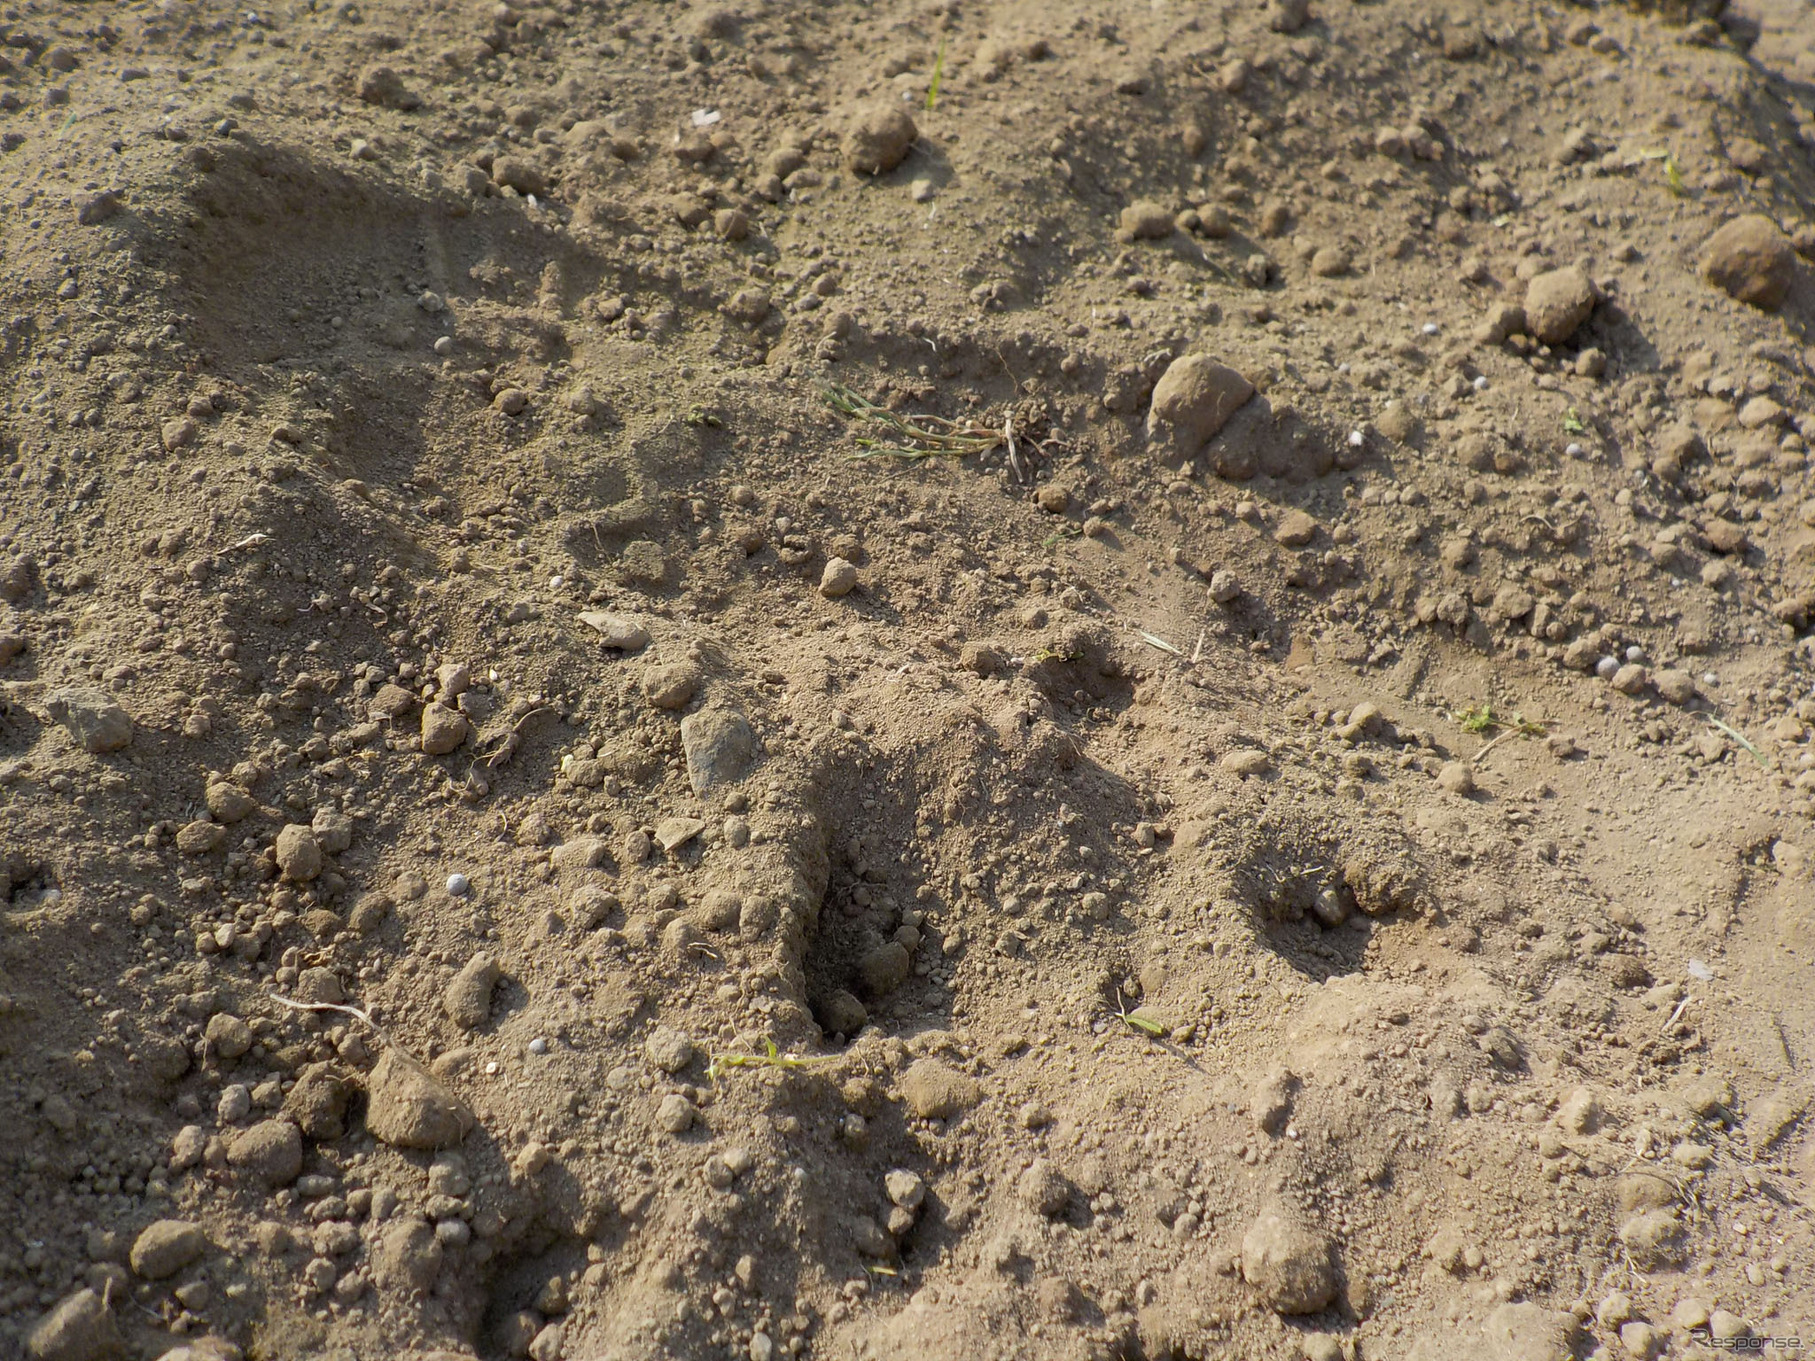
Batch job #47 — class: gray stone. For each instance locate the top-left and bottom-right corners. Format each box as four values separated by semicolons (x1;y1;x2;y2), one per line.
577;611;650;652
680;708;759;795
43;688;132;753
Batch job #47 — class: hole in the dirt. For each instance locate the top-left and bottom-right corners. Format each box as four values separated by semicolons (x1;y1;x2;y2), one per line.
478;1231;589;1361
0;852;54;912
802;791;940;1044
1228;815;1422;979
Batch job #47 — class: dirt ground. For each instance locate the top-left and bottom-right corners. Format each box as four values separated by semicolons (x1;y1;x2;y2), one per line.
4;0;1815;1358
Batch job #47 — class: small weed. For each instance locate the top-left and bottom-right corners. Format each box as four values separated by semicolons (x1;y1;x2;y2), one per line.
925;39;945;112
1027;646;1081;666
1705;715;1765;767
684;405;721;429
823;383;1004;461
1563;408;1587;436
1041;524;1083;548
1455;704;1545;737
706;1039;834;1082
1638;148;1687;198
1115;988;1167;1037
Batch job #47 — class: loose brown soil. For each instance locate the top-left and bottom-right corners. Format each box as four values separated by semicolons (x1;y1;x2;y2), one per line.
4;2;1815;1359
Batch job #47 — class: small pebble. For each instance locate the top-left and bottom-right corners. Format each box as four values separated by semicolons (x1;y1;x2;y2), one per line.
447;873;471;896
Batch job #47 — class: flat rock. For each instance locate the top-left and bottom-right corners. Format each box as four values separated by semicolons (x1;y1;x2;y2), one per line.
26;1288;122;1361
1523;267;1597;344
1703;214;1796;310
365;1048;474;1150
43;687;133;753
129;1220;206;1280
680;707;759;794
899;1059;980;1119
1146;354;1255;456
577;611;651;651
654;816;705;853
1240;1202;1338;1314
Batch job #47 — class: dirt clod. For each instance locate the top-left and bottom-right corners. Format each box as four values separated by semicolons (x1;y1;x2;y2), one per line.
1702;213;1798;310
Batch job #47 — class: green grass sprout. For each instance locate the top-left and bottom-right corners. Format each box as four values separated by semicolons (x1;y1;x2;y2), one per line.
1456;704;1546;738
706;1039;834;1082
1115;987;1167;1037
823;383;1004;461
926;39;945;112
1706;715;1765;767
